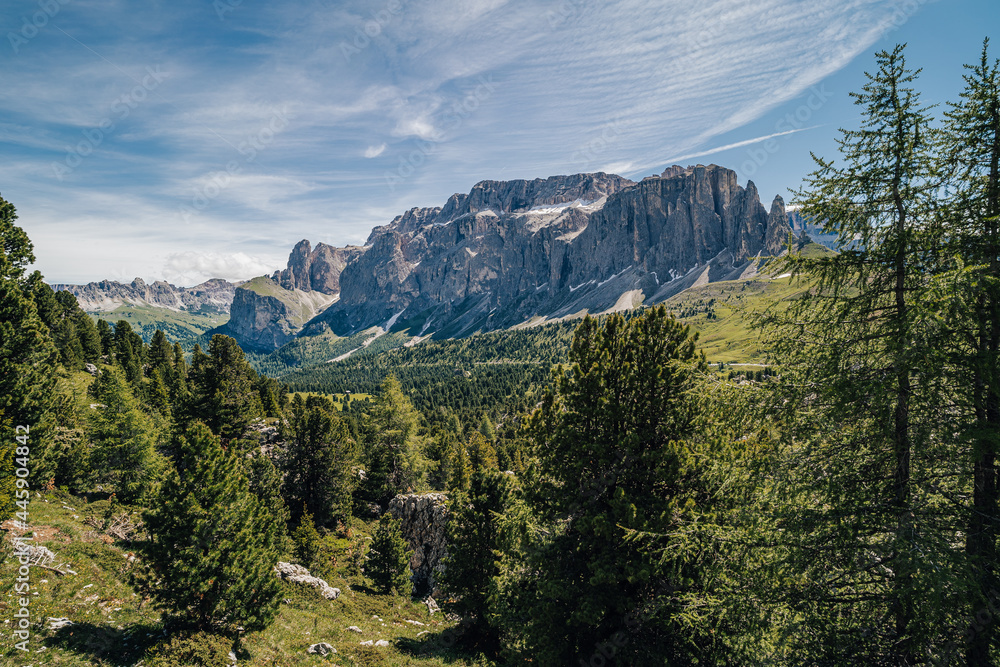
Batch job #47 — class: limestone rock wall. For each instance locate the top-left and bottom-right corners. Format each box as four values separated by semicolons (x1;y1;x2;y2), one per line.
388;492;449;596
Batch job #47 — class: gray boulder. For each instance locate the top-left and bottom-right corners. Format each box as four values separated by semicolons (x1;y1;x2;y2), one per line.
307;642;336;656
273;561;340;600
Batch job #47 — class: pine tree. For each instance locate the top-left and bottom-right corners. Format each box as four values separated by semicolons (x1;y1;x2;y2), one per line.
246;453;289;526
770;44;955;662
515;306;711;664
0;194;58;486
75;308;102;362
113;320;145;386
941;38;1000;665
361;374;425;504
366;512;412;596
140;423;282;632
440;469;512;652
281;395;358;528
96;319;114;356
448;440;472;492
292;510;322;568
89;365;164;505
466;431;497;472
183;335;263;441
479;415;496;442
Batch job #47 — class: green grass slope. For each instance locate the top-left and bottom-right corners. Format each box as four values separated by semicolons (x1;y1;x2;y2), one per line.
0;494;474;666
88;304;229;345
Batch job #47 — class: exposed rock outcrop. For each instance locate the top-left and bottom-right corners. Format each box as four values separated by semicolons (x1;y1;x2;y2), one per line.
218;277;338;351
314;164;791;338
272;240;365;294
388;493;449;596
223;164;793;351
274;561;341;600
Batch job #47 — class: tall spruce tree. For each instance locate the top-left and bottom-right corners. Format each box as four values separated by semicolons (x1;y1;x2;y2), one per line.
140;423;282;632
112;320;145;386
366;512;412;596
0;194;58;485
941;38;1000;666
89;365;164;504
770;45;957;662
440;469;513;653
281;395;358;528
183;335;263;441
96;318;114;356
361;374;425;505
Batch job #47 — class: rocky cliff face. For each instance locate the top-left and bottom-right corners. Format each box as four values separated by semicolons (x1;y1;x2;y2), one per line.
50;277;236;313
313;164;790;338
219;277;338;351
388;493;449;597
271;240;365;294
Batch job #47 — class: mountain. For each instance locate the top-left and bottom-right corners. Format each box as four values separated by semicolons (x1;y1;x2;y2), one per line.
215;276;339;351
271;240;365;294
49;277;236;342
57;163;793;355
302;164;790;340
51;277;236;313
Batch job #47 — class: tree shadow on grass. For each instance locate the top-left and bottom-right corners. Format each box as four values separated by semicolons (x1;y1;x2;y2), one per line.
395;623;488;665
48;621;163;665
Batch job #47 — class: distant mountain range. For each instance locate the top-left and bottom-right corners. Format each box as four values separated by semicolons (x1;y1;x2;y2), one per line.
54;163;806;356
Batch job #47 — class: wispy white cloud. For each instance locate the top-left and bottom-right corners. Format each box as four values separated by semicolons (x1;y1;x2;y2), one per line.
364;142;388;158
659;126;822;168
162;251;276;286
0;0;939;283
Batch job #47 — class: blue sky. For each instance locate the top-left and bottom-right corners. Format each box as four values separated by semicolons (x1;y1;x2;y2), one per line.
0;0;994;285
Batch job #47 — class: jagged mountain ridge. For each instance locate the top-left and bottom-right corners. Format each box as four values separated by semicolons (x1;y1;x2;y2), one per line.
51;277;236;314
54;164;793;353
297;163;791;341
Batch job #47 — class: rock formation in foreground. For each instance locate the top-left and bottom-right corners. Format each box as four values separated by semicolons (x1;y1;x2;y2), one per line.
388;493;449;597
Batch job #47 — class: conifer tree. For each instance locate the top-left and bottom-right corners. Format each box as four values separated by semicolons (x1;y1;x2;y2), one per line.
140;423;282;632
246;453;289;526
448;440;472;493
89;365;164;504
515;306;711;664
440;469;512;652
292;510;322;568
0;194;58;485
361;374;425;504
113;320;145;386
96;318;114;356
466;431;497;472
146;369;172;418
479;415;496;442
183;335;263;441
771;44;955;662
281;395;358;528
366;512;412;596
941;38;1000;665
